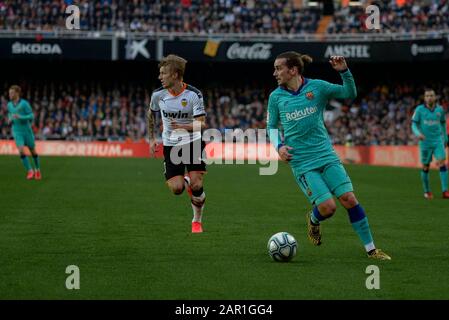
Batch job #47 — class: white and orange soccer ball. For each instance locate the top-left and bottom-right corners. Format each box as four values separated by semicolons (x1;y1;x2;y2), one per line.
267;232;297;262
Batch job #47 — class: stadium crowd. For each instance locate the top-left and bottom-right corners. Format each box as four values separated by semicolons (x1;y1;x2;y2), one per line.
327;0;449;34
1;0;448;34
1;81;448;146
0;0;320;34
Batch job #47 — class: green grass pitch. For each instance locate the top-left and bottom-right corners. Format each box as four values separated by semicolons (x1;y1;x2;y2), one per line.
1;155;449;299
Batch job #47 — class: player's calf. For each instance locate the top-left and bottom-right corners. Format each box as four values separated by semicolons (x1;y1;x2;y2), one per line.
438;163;448;196
184;175;206;233
189;174;206;209
191;188;206;208
421;166;431;196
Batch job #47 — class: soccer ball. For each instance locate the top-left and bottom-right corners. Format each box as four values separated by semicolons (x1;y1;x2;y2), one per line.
267;232;297;262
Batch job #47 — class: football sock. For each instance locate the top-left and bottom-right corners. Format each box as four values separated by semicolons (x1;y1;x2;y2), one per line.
191;188;205;222
310;206;327;225
348;204;375;252
33;155;40;170
421;169;430;193
20;155;32;171
439;165;448;192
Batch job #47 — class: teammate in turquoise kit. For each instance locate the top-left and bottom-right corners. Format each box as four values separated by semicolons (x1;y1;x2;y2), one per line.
266;51;391;260
411;89;449;199
7;85;42;180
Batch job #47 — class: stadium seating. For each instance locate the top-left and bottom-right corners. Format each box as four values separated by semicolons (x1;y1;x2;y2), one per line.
1;0;448;34
1;81;448;145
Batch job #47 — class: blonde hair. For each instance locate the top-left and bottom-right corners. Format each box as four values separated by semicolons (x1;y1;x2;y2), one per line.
158;54;187;79
9;85;22;95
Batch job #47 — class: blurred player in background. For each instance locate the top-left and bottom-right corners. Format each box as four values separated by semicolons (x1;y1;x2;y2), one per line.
411;89;449;199
267;52;391;260
147;55;207;233
7;85;41;180
446;112;449;165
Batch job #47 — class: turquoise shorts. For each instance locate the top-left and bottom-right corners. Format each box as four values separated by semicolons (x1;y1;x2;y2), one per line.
13;131;35;149
420;143;446;165
292;162;353;206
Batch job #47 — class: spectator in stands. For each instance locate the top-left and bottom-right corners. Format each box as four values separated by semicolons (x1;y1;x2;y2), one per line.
1;80;448;145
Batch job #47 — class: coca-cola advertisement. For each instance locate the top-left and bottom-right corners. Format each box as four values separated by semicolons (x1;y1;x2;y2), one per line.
226;43;273;60
162;39;448;63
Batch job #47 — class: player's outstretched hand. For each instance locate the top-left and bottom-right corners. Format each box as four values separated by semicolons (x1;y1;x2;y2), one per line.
149;139;158;156
279;145;293;162
418;134;425;141
329;56;348;71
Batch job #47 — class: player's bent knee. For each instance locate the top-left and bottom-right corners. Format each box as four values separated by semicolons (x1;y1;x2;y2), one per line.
171;186;184;195
318;199;337;217
339;192;358;208
167;182;184;195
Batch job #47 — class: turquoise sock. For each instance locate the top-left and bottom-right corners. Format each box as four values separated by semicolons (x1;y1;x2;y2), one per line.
351;217;374;248
33;155;40;170
440;166;448;192
421;169;430;193
20;155;32;171
348;204;375;252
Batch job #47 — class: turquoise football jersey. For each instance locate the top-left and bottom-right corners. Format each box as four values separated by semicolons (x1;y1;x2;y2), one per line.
7;99;34;134
267;70;357;175
411;104;447;145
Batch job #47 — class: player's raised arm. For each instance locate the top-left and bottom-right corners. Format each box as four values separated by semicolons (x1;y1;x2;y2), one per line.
322;56;357;100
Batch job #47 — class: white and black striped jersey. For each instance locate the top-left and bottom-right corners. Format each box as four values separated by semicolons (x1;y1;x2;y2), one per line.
149;83;206;146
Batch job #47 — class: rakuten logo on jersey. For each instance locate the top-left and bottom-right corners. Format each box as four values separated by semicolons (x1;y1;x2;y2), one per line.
423;120;440;126
162;110;188;119
226;43;272;60
12;42;62;55
285;107;318;121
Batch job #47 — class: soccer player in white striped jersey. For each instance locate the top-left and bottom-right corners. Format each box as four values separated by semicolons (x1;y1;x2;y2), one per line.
147;54;207;233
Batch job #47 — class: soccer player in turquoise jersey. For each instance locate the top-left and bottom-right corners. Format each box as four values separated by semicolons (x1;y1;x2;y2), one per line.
267;51;391;260
411;89;449;199
7;85;42;180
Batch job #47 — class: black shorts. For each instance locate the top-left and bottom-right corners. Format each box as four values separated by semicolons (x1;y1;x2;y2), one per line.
447;135;449;148
163;140;207;181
